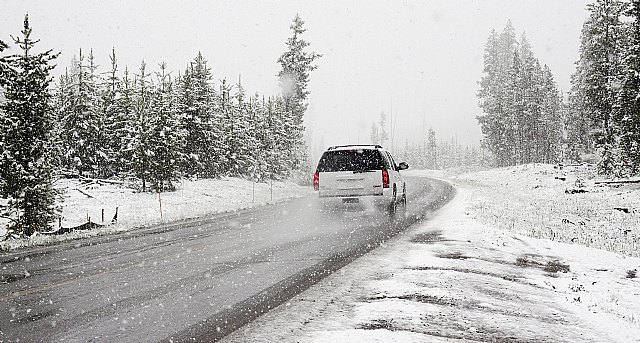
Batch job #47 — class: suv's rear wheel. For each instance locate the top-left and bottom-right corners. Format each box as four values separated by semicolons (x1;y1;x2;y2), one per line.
398;192;407;218
387;186;398;216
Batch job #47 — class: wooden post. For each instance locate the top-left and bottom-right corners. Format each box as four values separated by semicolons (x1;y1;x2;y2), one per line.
158;191;163;219
101;209;104;223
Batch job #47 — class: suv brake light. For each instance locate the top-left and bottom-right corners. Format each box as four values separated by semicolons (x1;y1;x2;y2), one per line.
313;172;319;191
382;169;389;188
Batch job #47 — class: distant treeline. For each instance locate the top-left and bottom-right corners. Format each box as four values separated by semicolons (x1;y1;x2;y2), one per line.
399;128;486;170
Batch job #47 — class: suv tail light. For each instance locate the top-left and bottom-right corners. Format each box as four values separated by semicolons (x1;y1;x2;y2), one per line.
382;169;390;188
313;172;319;191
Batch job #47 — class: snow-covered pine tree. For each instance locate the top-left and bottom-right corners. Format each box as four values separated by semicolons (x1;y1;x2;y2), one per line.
0;15;60;236
52;69;73;170
477;27;515;167
615;0;640;175
100;47;124;176
540;65;563;163
263;96;287;179
277;14;321;174
146;62;184;191
574;0;627;174
130;60;153;191
378;112;389;146
247;95;269;182
178;53;221;178
369;123;380;145
479;21;563;167
117;66;135;178
566;69;593;163
61;49;103;177
222;77;253;177
428;128;437;169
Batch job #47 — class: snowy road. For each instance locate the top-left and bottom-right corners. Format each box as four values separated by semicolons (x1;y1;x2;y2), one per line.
0;176;453;342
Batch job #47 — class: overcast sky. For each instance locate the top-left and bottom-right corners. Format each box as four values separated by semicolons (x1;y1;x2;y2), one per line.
1;0;590;156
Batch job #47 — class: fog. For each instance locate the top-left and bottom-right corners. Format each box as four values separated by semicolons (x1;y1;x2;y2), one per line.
1;0;589;158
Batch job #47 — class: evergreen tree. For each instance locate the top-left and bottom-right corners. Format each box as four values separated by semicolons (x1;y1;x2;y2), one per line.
478;21;564;167
146;62;184;191
378;112;389;146
566;70;593;162
61;49;102;177
52;69;73;170
427;128;437;169
574;0;627;173
130;60;153;191
277;14;321;174
0;15;59;236
101;48;123;176
615;0;640;175
369;123;380;144
117;67;135;177
178;53;221;177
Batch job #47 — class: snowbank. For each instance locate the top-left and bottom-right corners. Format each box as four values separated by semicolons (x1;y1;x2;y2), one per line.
1;177;312;250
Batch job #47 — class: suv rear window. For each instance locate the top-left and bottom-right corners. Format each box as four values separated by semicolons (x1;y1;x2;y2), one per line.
316;149;386;172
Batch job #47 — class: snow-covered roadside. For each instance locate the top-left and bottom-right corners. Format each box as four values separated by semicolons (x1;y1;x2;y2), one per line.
448;164;640;257
0;177;312;250
223;170;640;342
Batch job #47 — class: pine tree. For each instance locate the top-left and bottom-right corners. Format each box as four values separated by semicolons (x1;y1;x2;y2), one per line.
428;128;437;169
178;52;221;177
52;69;73;170
615;0;640;175
100;48;123;176
566;70;593;162
117;67;135;177
61;49;103;177
378;112;389;146
0;15;60;236
369;123;380;144
130;60;153;191
574;0;627;174
146;62;184;191
478;21;564;167
277;14;321;174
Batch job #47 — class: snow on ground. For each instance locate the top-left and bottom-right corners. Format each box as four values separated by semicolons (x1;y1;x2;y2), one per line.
0;177;312;250
223;164;640;342
449;163;640;257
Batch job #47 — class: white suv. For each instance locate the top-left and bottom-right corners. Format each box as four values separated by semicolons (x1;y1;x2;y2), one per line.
313;145;408;214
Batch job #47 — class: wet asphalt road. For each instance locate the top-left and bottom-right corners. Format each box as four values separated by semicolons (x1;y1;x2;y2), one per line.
0;176;453;342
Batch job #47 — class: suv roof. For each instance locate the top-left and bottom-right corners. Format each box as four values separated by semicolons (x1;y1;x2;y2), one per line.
326;144;383;151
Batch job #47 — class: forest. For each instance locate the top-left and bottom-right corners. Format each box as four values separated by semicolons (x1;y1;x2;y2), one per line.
476;0;640;177
0;14;320;235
